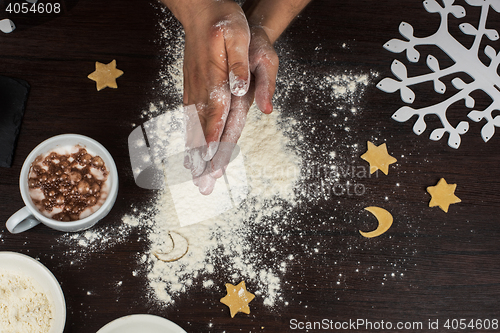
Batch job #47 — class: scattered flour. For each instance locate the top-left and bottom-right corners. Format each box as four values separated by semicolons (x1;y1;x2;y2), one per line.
130;103;301;307
56;222;138;264
121;5;378;308
0;271;54;333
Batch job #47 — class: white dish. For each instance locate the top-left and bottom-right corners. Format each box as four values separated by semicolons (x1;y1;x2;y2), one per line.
0;252;66;333
97;314;187;333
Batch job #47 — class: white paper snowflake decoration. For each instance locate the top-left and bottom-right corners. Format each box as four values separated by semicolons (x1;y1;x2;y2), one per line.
378;0;500;148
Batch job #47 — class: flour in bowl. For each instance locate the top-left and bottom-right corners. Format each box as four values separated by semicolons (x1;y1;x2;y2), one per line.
0;270;54;333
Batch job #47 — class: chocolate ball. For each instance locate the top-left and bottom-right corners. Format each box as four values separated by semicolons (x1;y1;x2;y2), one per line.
69;171;82;183
86;196;97;206
92;156;104;168
89;183;101;194
56;195;65;205
77;180;90;194
81;154;92;165
28;178;38;188
60;214;71;222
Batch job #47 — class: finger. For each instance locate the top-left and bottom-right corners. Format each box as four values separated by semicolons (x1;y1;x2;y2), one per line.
249;28;279;115
183;32;228;162
182;52;206;170
200;83;231;161
197;166;217;195
226;39;250;97
210;142;236;179
184;154;191;169
253;56;278;115
183;104;208;176
186;147;207;177
192;172;200;187
210;88;253;179
223;13;251;97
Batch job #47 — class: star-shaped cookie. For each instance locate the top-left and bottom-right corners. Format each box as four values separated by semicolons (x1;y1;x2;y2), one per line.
360;141;397;175
220;281;255;318
427;178;461;213
87;59;123;91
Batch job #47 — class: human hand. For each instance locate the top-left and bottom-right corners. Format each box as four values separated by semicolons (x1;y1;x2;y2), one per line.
180;0;251;163
193;25;279;195
162;0;308;195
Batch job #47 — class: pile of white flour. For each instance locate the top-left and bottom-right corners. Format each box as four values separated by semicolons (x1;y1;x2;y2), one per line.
126;103;301;306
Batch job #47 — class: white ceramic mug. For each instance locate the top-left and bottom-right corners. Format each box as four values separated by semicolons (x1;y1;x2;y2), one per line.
6;134;119;234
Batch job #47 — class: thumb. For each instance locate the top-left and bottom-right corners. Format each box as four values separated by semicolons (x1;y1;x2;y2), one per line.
249;28;279;114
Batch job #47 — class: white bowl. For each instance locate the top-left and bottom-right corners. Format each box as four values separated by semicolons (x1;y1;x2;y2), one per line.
97;314;186;333
0;252;66;333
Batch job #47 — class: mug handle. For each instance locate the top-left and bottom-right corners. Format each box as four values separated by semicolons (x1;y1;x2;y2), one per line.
6;207;41;234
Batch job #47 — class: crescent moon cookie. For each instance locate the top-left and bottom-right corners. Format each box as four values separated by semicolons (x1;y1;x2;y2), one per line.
426;178;461;213
220;281;255;318
359;206;394;238
360;141;397;175
153;231;189;262
87;59;124;91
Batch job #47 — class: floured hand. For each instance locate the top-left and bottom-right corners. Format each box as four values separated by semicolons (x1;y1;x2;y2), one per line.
200;26;279;195
161;0;306;195
181;1;251;162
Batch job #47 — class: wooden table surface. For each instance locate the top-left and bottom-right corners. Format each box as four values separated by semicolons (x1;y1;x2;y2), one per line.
1;0;500;332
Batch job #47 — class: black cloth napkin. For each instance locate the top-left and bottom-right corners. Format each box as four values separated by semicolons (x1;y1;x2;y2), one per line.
0;75;30;167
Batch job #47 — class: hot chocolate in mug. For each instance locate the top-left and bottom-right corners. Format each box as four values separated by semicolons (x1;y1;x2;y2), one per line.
6;134;119;233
